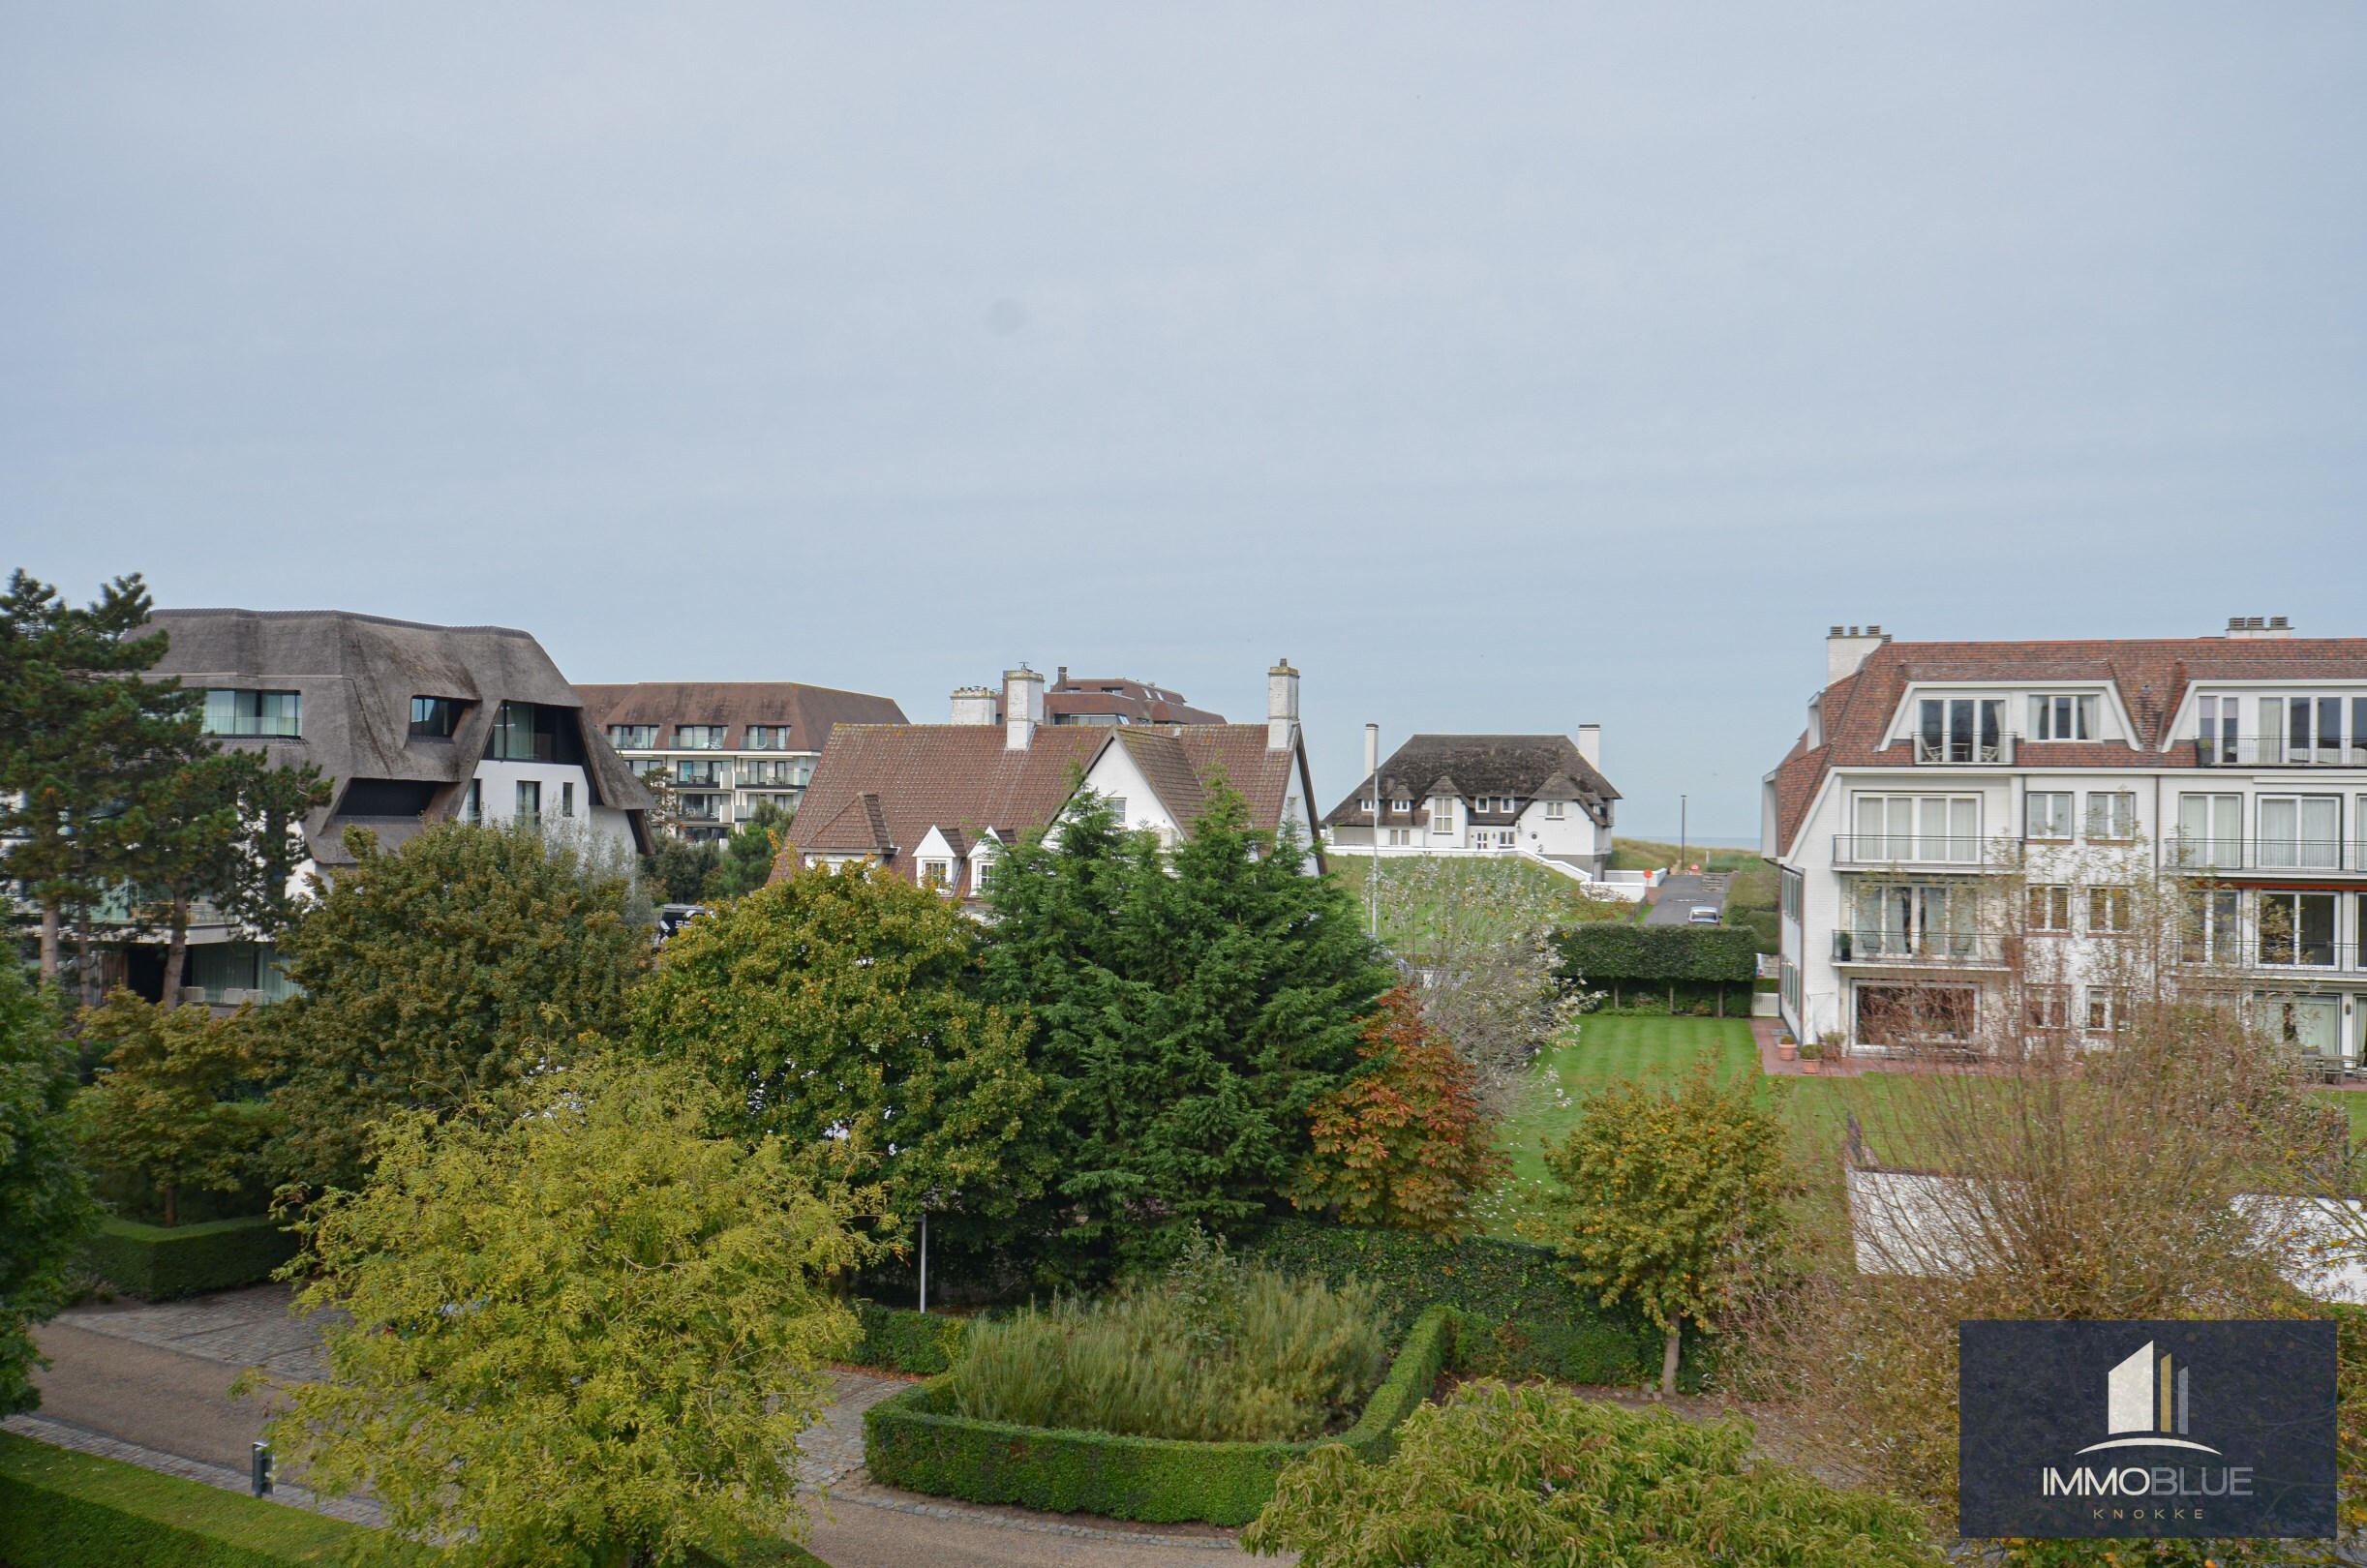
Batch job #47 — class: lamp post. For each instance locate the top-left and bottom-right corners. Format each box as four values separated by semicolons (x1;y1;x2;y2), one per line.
1680;794;1688;872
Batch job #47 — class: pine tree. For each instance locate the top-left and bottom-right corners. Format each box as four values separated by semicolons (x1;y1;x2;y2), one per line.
982;784;1391;1272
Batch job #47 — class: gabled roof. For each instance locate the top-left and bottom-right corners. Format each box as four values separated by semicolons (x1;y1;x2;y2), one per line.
141;608;652;863
574;681;906;749
1322;734;1618;829
1766;634;2367;857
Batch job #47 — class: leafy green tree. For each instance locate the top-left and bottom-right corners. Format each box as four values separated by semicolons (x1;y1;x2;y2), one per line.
1292;986;1506;1236
0;964;98;1416
705;798;789;901
633;862;1046;1243
249;1064;862;1568
1532;1061;1792;1396
644;832;721;905
1242;1379;1940;1567
261;821;649;1192
77;990;275;1226
0;571;199;998
982;785;1392;1271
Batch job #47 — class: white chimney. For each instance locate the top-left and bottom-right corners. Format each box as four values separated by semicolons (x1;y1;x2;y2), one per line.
2224;615;2293;640
1004;666;1045;750
950;685;998;726
1826;623;1891;685
1575;723;1601;771
1363;722;1380;783
1267;658;1299;752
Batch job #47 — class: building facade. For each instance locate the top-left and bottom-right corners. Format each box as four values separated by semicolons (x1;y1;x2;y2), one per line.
779;661;1320;897
123;608;653;1005
575;682;907;842
1321;729;1619;879
1764;618;2367;1067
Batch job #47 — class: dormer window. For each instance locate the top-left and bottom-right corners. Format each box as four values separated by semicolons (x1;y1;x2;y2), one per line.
676;725;726;751
409;696;459;739
607;724;658;750
1392;797;1411;813
1917;699;2003;764
743;725;789;750
2031;695;2097;741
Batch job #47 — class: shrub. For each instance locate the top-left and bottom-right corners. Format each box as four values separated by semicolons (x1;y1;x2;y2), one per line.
81;1215;297;1301
76;992;274;1228
851;1302;967;1374
948;1231;1387;1442
865;1304;1458;1526
1555;923;1760;985
1243;1216;1705;1389
1240;1380;1942;1567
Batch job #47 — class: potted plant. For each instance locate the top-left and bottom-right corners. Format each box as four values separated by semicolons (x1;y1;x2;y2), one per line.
1797;1039;1821;1073
1775;1034;1799;1063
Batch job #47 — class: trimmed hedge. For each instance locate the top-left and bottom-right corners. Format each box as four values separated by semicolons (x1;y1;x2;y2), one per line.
850;1301;967;1374
82;1215;300;1301
0;1432;826;1568
1244;1218;1707;1391
0;1430;359;1567
1556;923;1760;985
864;1304;1460;1525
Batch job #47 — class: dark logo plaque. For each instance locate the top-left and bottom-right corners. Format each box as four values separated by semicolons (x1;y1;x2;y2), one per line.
1959;1321;2336;1540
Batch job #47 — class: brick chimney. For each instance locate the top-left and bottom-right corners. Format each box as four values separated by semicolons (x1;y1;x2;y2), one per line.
1267;659;1299;752
1826;623;1891;685
950;686;998;725
1004;666;1045;750
1575;723;1601;771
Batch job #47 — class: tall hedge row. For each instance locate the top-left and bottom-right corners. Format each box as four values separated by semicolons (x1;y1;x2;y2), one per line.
81;1216;299;1302
1243;1218;1707;1390
1554;924;1759;985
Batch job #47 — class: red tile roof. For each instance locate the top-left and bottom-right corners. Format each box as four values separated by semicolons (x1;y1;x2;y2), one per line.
1768;636;2367;856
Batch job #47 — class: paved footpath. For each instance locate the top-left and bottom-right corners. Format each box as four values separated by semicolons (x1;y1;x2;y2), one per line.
13;1283;1272;1568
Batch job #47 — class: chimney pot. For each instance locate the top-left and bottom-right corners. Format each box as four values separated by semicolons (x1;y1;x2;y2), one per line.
1576;723;1602;771
1829;625;1845;637
1266;659;1300;753
1003;666;1046;750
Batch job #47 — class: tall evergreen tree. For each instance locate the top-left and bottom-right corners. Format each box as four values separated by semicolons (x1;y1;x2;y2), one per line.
982;785;1391;1272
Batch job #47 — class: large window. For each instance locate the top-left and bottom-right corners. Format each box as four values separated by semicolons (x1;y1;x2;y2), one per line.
2260;891;2338;968
1856;983;1976;1046
409;696;459;738
2084;791;2137;842
2031;694;2099;741
2197;695;2237;765
2087;886;2133;935
488;702;583;764
675;725;726;750
607;724;658;750
743;725;789;750
1780;867;1803;922
1854;795;1981;862
1918;698;2004;764
515;779;541;825
676;759;724;787
2025;792;2073;841
1429;798;1456;832
203;688;301;738
2180;888;2240;965
1845;882;1979;960
2174;793;2241;869
2259;795;2340;870
2027;885;2071;932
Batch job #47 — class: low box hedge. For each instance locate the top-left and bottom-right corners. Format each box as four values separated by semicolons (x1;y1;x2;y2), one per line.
82;1214;300;1301
863;1302;1458;1526
849;1301;967;1374
1244;1218;1708;1391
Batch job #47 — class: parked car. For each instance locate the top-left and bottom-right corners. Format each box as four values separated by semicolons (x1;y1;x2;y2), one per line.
1686;905;1722;925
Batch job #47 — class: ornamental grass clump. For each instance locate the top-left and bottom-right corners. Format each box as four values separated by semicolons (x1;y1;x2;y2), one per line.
948;1229;1388;1442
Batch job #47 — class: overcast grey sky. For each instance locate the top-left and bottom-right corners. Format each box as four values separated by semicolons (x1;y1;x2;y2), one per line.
5;6;2362;836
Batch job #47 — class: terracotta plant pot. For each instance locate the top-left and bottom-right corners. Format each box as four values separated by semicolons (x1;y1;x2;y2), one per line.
1775;1040;1799;1062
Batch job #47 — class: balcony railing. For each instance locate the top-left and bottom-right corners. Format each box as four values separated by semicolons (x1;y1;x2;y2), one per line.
1834;928;2005;966
734;766;813;789
1912;734;2017;766
2165;836;2367;874
2196;734;2367;769
1832;834;1993;868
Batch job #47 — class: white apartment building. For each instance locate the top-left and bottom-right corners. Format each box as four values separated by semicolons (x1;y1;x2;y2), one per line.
1763;618;2367;1066
576;682;907;842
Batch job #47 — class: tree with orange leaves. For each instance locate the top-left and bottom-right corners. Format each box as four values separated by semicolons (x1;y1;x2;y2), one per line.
1292;987;1507;1236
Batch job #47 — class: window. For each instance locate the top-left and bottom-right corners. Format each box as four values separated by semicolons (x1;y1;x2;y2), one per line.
1847;882;1978;960
2264;994;2343;1056
2291;696;2346;767
921;859;952;890
1391;797;1412;813
675;759;723;787
675;725;726;750
2084;791;2137;842
461;779;481;824
2025;792;2073;841
1919;698;2005;763
2026;985;2071;1032
1854;795;1981;862
2087;887;2132;934
1385;828;1412;845
2028;885;2071;932
607;724;658;750
202;688;301;738
1496;829;1516;848
2085;985;2124;1035
1780;961;1801;1014
2181;888;2240;965
1856;983;1976;1045
2174;794;2242;869
409;697;458;738
489;702;581;764
515;780;541;824
1106;798;1128;822
1780;867;1803;922
561;782;575;818
742;725;789;750
2196;696;2236;766
2031;695;2098;741
1361;796;1376;812
1544;799;1565;820
2260;891;2337;967
1429;798;1455;831
2260;795;2340;870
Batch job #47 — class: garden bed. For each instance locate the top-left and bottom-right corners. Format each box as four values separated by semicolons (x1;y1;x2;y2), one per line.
863;1303;1459;1525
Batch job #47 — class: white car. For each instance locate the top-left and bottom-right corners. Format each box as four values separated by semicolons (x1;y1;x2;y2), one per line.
1686;905;1722;925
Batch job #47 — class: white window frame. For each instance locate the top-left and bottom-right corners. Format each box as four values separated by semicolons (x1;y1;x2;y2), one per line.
1853;794;1982;863
2028;885;2071;933
2025;792;2073;842
1544;799;1565;820
2031;694;2098;741
2083;791;2137;843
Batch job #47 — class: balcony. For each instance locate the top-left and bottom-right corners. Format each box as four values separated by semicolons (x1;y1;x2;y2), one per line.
1833;928;2008;968
1912;733;2016;767
1832;834;1994;869
2165;836;2367;875
735;764;813;789
2196;734;2367;769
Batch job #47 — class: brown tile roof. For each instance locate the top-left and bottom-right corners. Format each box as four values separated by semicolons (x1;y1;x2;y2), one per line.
573;681;906;751
1767;635;2367;856
774;721;1317;883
